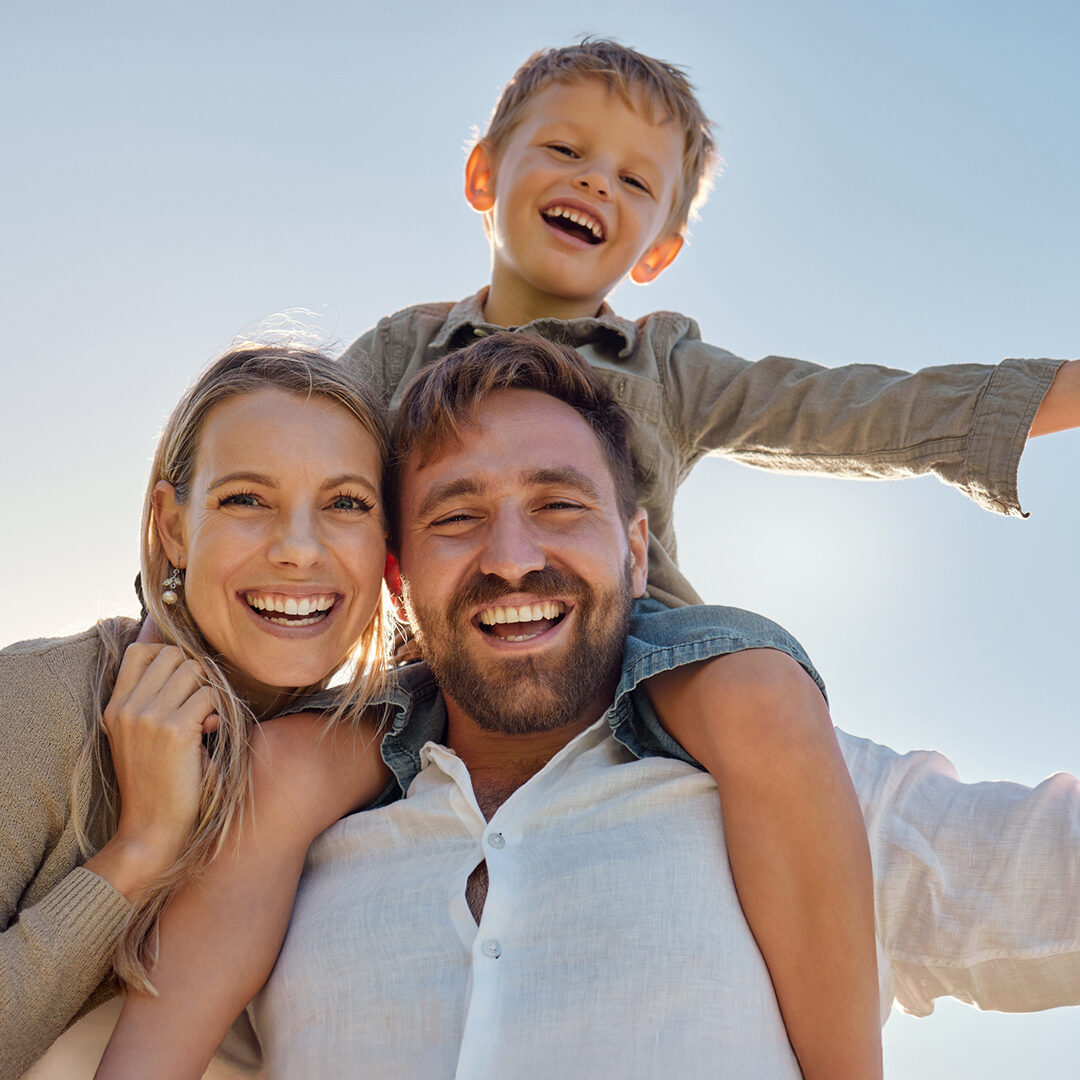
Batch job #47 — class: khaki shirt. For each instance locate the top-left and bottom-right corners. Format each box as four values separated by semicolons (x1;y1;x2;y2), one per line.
342;288;1063;607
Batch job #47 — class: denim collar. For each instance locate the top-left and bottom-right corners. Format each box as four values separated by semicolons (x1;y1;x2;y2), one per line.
373;598;720;803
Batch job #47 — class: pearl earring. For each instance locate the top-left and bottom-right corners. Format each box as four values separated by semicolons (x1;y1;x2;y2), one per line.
161;565;183;606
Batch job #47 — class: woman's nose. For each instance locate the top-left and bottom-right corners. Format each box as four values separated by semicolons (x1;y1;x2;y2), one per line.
268;510;325;570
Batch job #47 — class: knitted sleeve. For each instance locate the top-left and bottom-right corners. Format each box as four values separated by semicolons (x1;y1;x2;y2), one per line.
0;635;132;1078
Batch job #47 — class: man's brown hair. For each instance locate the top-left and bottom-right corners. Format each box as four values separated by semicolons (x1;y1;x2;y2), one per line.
387;332;638;551
480;38;717;236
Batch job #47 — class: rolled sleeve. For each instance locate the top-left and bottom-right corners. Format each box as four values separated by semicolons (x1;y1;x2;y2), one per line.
662;319;1064;516
839;730;1080;1017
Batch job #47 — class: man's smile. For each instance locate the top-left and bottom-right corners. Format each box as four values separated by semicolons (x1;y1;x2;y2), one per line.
476;599;568;642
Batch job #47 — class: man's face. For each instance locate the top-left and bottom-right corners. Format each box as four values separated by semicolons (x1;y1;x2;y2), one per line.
395;388;648;737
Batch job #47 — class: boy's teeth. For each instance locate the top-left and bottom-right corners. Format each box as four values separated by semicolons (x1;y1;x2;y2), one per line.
479;600;565;626
543;205;604;241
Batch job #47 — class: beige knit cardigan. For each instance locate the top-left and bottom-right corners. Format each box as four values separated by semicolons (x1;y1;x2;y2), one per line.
0;628;132;1078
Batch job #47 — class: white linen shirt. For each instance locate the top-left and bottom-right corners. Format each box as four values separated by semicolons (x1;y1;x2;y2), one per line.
251;719;1080;1078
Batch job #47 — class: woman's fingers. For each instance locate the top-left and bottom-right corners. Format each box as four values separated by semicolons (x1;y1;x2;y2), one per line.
106;647;209;736
100;644;221;873
106;642;169;712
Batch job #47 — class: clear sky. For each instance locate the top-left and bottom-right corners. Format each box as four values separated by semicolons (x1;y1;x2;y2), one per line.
4;0;1079;1074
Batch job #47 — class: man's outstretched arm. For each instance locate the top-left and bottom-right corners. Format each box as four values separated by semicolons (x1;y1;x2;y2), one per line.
840;729;1080;1018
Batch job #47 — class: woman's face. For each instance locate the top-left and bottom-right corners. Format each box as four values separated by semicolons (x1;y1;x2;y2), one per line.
155;387;386;712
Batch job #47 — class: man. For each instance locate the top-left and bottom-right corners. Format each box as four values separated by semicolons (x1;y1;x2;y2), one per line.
248;334;1080;1078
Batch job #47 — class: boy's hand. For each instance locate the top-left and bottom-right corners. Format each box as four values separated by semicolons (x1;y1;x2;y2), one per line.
1030;358;1080;437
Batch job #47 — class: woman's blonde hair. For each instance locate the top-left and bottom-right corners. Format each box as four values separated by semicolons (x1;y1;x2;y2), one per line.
73;344;391;992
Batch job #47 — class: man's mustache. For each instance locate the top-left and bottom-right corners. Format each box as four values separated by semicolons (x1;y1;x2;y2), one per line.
450;567;585;614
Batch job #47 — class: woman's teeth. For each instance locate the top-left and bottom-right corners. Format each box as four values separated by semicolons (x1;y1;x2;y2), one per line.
245;593;335;626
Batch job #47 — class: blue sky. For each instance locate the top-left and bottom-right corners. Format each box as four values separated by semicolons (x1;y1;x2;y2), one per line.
4;1;1079;1073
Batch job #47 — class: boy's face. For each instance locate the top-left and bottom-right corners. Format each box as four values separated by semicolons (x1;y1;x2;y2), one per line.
467;77;686;319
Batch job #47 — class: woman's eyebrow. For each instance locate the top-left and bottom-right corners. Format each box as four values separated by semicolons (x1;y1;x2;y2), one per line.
208;471;276;489
322;473;379;493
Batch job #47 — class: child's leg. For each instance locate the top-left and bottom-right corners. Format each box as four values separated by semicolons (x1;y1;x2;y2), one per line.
644;649;882;1080
95;711;389;1080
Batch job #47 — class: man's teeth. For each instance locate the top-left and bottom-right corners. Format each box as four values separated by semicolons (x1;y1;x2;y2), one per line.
543;205;604;241
479;601;565;626
245;593;335;625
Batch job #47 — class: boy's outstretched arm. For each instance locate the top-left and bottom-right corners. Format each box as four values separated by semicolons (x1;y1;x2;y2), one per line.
1030;358;1080;436
95;711;390;1080
645;650;883;1080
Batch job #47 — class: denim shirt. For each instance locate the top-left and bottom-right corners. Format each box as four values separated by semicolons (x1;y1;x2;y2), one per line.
368;597;824;805
341;288;1062;607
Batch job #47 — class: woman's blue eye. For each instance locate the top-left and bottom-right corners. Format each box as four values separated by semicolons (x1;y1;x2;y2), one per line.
332;494;374;511
220;491;260;507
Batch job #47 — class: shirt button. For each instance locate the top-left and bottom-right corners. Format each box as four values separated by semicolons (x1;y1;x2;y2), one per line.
481;939;502;959
487;831;506;849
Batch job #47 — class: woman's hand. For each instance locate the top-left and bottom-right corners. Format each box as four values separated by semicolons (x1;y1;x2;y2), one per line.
84;644;218;901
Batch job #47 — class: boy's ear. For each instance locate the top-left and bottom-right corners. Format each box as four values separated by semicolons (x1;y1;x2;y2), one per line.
464;143;496;213
384;552;409;623
630;232;684;285
152;481;187;568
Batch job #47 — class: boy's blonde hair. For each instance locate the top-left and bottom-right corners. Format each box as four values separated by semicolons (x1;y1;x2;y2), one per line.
481;39;717;236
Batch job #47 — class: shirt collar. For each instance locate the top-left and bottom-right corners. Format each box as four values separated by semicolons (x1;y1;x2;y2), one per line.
428;286;639;359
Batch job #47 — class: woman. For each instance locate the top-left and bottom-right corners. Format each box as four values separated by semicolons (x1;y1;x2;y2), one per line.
1;344;394;1078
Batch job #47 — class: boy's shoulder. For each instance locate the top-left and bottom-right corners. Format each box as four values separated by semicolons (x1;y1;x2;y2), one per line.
340;293;486;393
353;291;486;356
341;289;726;407
355;288;704;357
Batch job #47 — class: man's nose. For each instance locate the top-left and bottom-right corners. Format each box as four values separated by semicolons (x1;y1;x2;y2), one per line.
478;509;546;581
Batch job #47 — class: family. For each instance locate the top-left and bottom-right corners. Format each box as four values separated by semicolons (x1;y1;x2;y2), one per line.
4;40;1079;1080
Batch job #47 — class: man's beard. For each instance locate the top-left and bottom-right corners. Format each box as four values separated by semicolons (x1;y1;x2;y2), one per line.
403;563;634;736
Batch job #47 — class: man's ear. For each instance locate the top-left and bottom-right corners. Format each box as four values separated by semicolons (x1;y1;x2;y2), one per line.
152;481;187;568
384;552;409;623
464;143;496;213
630;232;684;285
627;508;649;598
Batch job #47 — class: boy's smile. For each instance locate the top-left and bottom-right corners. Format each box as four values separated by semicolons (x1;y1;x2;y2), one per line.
466;77;686;326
